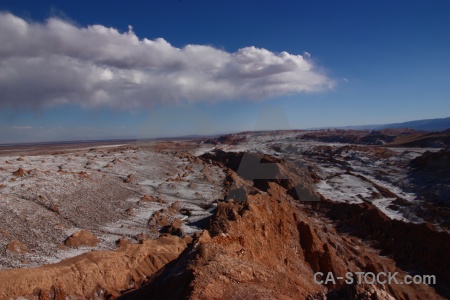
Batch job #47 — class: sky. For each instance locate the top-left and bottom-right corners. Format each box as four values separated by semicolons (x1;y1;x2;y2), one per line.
0;0;449;143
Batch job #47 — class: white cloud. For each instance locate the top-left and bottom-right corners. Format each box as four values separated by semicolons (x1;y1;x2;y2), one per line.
0;12;334;110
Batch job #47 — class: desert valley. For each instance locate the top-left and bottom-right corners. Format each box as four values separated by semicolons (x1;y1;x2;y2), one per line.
0;128;448;299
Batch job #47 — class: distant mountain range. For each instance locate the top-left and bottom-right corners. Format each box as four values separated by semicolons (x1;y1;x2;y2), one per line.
340;117;450;132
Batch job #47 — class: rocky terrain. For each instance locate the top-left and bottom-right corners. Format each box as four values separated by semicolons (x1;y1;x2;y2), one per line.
0;141;224;269
0;129;449;299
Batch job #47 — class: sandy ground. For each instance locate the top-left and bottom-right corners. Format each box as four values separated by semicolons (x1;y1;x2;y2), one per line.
0;140;225;269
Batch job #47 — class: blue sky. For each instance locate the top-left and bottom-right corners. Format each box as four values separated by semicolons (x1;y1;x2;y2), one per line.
0;0;449;143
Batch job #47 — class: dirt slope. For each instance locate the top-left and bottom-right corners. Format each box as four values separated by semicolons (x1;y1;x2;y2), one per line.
0;236;187;299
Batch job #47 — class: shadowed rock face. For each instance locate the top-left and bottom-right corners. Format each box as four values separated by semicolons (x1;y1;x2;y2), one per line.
320;200;450;297
411;149;450;181
409;149;450;204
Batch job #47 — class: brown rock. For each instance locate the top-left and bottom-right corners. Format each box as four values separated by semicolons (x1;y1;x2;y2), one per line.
141;194;156;202
57;244;68;251
168;175;184;182
140;194;165;204
13;167;25;177
123;174;133;183
6;240;29;254
169;201;180;212
148;210;170;228
78;171;89;178
116;238;131;248
48;204;60;214
0;229;10;238
64;230;98;247
161;218;183;237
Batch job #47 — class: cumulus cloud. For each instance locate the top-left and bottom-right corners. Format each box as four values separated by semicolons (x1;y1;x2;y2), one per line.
0;12;334;110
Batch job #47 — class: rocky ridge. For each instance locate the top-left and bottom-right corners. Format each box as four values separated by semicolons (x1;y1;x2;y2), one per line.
0;140;448;299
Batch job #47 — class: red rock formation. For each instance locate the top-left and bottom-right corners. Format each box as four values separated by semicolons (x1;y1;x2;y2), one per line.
13;167;25;177
64;230;98;247
121;181;444;299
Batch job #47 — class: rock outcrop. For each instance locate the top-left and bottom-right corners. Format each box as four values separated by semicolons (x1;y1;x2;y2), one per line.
64;230;99;247
12;167;25;177
121;182;444;299
201;150;320;202
121;152;446;300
